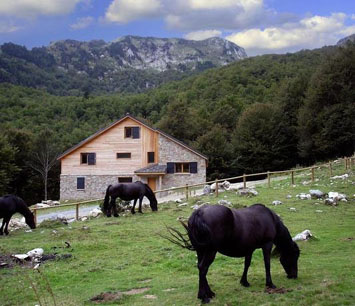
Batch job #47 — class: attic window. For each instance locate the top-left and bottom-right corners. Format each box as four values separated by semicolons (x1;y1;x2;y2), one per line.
148;152;155;163
117;153;131;159
125;127;140;139
81;153;96;165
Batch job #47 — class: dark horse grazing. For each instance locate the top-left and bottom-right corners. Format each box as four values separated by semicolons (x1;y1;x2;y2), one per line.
103;181;158;217
167;204;300;303
0;195;36;235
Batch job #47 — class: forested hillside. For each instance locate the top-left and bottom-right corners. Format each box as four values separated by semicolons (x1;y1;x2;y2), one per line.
0;43;354;203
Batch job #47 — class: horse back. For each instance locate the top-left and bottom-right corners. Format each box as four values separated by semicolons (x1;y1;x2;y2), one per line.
0;195;18;217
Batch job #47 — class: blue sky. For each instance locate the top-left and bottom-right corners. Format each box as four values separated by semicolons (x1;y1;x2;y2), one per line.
0;0;354;56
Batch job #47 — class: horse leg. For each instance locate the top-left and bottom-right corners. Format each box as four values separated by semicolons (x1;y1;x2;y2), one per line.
0;219;5;235
131;199;137;214
240;252;253;287
107;197;115;217
262;242;276;288
3;217;11;235
112;198;119;217
138;196;143;214
197;250;217;304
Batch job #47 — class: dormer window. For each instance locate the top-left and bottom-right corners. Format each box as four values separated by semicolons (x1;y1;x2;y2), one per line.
125;127;140;139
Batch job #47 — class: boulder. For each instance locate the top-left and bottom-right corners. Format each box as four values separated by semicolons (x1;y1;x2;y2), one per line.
292;229;312;241
203;185;212;195
296;193;311;200
218;200;231;206
178;203;187;207
309;190;325;199
331;174;349;180
175;199;183;203
27;248;44;258
238;188;258;197
89;208;102;218
221;181;231;190
272;200;282;206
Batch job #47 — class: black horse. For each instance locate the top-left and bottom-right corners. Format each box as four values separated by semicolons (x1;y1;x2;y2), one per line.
167;204;300;303
0;195;36;235
103;181;158;217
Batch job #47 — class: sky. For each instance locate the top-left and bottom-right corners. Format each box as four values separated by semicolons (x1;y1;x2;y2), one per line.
0;0;354;56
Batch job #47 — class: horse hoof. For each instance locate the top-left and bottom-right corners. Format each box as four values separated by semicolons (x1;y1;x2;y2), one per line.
131;211;135;214
201;297;211;304
138;211;143;214
113;214;119;217
266;284;276;289
241;281;250;287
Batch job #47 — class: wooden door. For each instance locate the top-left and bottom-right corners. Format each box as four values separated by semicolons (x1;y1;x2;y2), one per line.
147;177;156;191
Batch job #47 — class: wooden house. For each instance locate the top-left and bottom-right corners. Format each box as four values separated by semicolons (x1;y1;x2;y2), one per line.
58;114;207;200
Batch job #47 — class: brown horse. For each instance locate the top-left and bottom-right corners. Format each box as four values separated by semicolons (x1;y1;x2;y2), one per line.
103;181;158;216
0;195;36;235
167;204;300;303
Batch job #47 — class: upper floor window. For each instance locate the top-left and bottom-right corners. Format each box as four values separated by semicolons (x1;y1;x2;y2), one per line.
175;163;190;173
81;153;96;165
117;153;131;159
167;162;198;174
148;152;155;163
125;126;140;139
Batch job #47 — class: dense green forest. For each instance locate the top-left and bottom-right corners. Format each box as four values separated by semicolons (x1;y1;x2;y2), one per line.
0;43;354;203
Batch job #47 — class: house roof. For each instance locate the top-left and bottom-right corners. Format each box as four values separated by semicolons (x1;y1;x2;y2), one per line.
58;114;208;160
134;164;167;175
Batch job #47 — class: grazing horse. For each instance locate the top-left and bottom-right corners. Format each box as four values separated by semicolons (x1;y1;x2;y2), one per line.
103;181;158;217
0;195;36;235
167;204;300;303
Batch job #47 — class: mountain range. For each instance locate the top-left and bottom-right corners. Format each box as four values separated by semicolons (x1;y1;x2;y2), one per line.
0;36;246;95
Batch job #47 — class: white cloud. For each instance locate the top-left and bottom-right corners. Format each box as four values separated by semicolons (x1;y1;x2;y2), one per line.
0;0;83;18
70;16;94;30
226;13;355;55
0;21;21;33
187;0;262;10
105;0;162;23
184;29;222;40
104;0;267;29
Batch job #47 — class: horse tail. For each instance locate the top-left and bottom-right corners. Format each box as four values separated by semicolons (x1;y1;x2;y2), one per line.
187;209;212;250
103;185;112;210
144;184;158;211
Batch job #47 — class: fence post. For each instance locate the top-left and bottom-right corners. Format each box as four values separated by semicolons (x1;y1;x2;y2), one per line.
329;162;333;176
76;203;79;220
267;171;271;188
33;208;37;226
215;179;219;197
311;167;315;183
185;184;189;200
243;174;246;189
291;170;295;185
344;158;348;170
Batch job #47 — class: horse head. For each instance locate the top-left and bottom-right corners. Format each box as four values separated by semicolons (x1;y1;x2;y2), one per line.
150;198;158;212
279;241;300;279
25;212;36;229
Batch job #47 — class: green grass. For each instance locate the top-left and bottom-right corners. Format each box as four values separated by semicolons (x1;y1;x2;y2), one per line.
1;162;354;305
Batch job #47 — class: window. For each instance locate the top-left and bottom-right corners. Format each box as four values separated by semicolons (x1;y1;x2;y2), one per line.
81;153;96;165
118;177;133;183
175;163;190;173
77;177;85;190
117;153;131;159
167;162;198;174
147;152;155;163
125;126;140;139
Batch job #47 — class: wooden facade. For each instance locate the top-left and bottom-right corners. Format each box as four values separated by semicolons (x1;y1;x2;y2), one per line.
58;114;207;200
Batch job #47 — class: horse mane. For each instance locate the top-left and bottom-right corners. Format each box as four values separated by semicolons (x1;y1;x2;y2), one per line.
8;195;32;217
143;184;157;203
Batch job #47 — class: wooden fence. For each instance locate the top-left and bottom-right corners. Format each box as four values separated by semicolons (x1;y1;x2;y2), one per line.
31;157;354;225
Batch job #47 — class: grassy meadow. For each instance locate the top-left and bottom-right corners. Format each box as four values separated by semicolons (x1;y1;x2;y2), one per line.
0;161;354;305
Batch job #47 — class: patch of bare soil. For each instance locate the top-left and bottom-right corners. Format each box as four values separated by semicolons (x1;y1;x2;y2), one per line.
265;287;292;294
341;237;354;241
90;288;150;303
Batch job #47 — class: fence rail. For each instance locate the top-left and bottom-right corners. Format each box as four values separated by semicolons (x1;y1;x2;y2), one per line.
31;156;354;225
